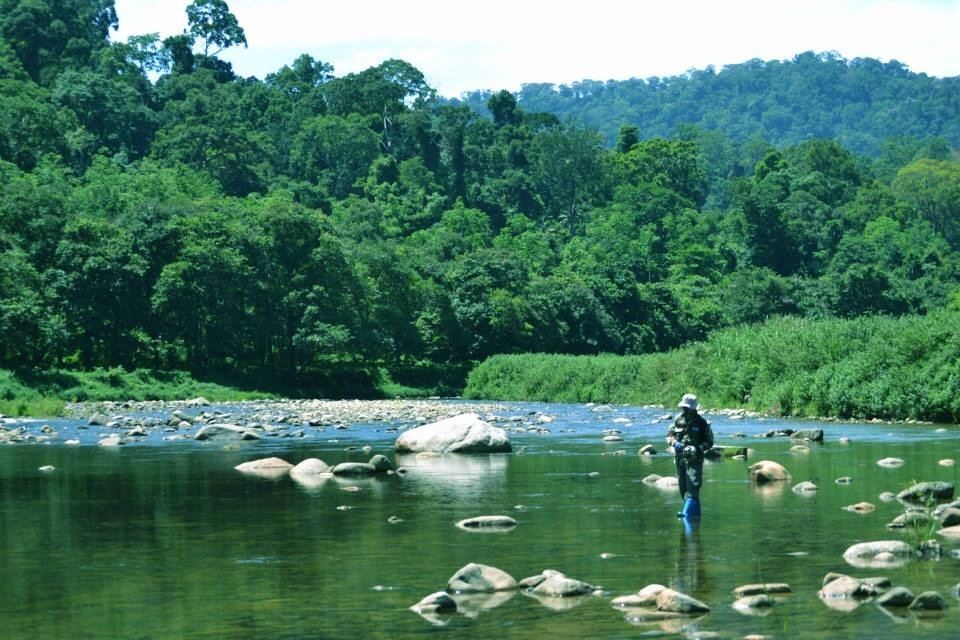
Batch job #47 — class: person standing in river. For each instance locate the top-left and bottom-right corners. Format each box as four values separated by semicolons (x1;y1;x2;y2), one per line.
666;394;714;519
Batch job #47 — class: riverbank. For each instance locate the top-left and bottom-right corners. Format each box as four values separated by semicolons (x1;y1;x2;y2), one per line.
464;312;960;424
0;363;469;418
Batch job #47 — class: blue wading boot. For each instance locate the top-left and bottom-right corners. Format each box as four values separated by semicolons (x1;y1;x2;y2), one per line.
677;498;701;519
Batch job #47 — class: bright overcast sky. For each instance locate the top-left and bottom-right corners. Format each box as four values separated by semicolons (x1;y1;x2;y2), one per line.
112;0;960;97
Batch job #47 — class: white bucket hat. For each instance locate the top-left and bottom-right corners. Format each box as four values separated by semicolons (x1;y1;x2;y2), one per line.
678;394;698;410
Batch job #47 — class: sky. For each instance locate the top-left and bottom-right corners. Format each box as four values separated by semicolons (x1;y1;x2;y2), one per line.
111;0;960;97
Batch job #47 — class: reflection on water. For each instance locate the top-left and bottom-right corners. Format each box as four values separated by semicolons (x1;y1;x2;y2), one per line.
1;402;959;639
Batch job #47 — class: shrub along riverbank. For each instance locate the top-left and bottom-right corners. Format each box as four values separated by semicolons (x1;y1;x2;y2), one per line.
464;311;960;423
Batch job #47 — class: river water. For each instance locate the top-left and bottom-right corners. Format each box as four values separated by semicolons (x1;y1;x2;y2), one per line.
2;401;959;639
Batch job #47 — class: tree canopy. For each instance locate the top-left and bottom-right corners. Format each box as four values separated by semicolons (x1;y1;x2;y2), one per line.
0;3;958;386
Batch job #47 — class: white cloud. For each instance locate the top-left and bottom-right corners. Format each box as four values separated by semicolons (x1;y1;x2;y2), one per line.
112;0;960;96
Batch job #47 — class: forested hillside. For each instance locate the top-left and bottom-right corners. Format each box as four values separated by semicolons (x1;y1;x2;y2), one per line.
1;0;959;397
460;51;960;157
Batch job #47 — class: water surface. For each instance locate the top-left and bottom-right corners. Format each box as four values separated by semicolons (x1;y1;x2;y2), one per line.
2;402;959;638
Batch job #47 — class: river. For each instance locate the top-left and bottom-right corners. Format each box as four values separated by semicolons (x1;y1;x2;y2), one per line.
1;400;959;638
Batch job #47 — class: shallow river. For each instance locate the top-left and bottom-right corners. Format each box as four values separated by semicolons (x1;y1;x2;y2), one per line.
2;401;959;639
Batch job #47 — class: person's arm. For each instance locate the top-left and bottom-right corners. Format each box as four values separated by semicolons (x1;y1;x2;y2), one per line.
666;423;683;453
699;420;714;454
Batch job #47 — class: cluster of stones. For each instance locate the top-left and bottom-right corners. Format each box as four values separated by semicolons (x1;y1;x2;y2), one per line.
410;562;601;623
818;570;953;615
40;399;552;447
234;454;396;482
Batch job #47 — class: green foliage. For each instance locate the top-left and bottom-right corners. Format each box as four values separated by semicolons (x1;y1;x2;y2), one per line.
1;20;960;412
479;52;960;156
465;311;960;423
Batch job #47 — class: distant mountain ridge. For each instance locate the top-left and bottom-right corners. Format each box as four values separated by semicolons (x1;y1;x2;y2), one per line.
457;51;960;155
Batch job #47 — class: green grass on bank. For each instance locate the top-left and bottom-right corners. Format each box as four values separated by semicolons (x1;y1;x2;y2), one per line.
0;362;472;418
464;311;960;423
0;368;277;417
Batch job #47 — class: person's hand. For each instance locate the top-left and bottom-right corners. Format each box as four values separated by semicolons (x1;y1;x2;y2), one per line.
673;442;683;453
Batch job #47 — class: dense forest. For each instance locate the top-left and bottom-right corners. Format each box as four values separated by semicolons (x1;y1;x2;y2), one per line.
461;52;960;157
1;0;959;398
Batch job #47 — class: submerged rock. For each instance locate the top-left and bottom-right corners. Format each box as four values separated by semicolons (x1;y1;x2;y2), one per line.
331;462;377;476
791;429;824;442
612;584;667;608
654;476;680;491
521;570;595;597
456;515;518;531
447;563;517;593
792;481;818;494
194;424;260;441
395;413;512;454
290;458;331;476
875;587;915;608
641;473;663;486
842;540;914;568
876;457;904;468
748;460;791;483
234;457;293;478
909;591;947;611
732;583;791;598
887;510;934;529
844;501;876;513
732;594;776;613
655;587;710;613
410;591;457;614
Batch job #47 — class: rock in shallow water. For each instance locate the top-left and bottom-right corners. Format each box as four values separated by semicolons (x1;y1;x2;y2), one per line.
410;591;457;613
748;460;790;483
456;515;518;531
842;540;914;568
447;563;517;593
395;413;511;454
876;457;904;468
897;481;954;503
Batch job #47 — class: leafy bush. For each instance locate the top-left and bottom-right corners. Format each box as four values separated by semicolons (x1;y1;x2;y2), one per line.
465;311;960;423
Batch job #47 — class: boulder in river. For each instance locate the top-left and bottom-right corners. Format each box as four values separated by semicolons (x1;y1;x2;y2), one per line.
611;584;667;608
875;587;915;608
908;591;947;611
520;570;595;597
654;476;679;492
897;481;954;503
234;457;293;479
290;458;331;476
732;594;777;614
456;515;518;531
938;507;960;527
748;460;791;483
331;462;377;476
732;583;791;598
790;429;824;442
194;424;261;441
447;562;517;593
886;510;934;529
842;540;914;568
655;587;710;613
792;481;818;494
395;413;511;454
641;474;662;486
410;591;457;614
876;457;904;468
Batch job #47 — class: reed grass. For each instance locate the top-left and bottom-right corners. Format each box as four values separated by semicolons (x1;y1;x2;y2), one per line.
464;311;960;423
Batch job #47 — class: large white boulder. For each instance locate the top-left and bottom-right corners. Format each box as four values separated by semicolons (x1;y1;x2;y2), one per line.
395;413;512;453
